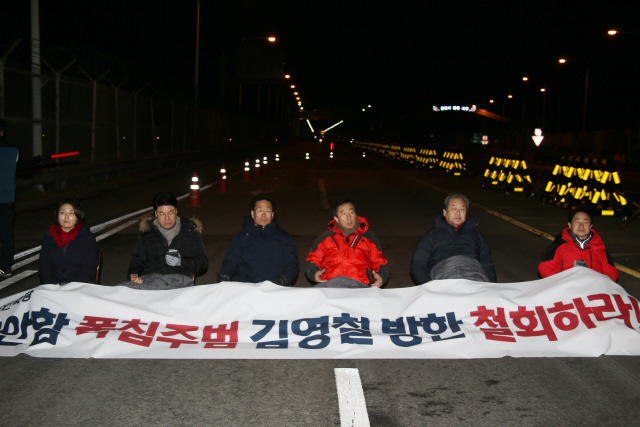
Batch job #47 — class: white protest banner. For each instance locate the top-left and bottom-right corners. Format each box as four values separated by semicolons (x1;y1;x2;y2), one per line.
0;267;639;359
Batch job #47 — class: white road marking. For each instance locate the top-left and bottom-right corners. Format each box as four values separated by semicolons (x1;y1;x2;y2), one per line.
0;271;38;290
11;255;40;271
335;368;370;427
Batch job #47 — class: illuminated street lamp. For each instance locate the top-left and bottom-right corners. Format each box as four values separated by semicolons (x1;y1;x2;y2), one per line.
284;74;291;79
290;85;295;89
489;99;494;103
522;76;529;81
507;94;513;98
559;58;590;131
607;30;618;35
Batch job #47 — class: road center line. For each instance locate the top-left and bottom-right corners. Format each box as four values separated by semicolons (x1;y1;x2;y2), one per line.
334;368;370;427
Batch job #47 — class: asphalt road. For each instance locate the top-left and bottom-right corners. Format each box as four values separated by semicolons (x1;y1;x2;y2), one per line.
1;141;639;426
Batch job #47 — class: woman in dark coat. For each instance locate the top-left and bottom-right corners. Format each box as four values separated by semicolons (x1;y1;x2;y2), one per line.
39;198;98;284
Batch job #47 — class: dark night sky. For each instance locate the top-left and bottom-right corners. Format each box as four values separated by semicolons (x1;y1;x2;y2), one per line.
1;1;639;131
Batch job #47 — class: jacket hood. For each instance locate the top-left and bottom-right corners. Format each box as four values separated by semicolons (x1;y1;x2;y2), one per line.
328;216;369;237
242;211;280;232
139;215;203;233
434;215;478;231
560;227;605;250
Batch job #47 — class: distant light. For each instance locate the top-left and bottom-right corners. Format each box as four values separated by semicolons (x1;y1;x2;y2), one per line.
268;37;276;42
540;88;546;92
508;95;513;99
294;92;298;95
298;101;301;105
522;76;529;81
300;107;304;110
296;97;300;100
608;30;617;35
42;134;45;137
156;137;160;139
284;74;291;79
367;105;371;108
123;137;126;139
229;138;232;141
290;85;295;88
559;58;566;63
489;99;494;103
362;108;365;111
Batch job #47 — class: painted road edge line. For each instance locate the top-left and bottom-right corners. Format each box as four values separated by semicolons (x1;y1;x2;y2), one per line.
388;163;640;280
0;271;38;290
335;368;370;427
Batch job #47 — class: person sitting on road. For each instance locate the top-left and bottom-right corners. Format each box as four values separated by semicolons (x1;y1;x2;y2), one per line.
217;195;298;286
410;193;497;284
306;199;389;288
121;191;208;290
39;198;99;285
538;207;618;281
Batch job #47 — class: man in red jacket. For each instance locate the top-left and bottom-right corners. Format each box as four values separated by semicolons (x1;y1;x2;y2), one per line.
538;207;618;281
306;199;389;288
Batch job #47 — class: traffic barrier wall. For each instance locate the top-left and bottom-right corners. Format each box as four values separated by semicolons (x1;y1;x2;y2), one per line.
542;155;631;216
439;150;466;176
415;148;439;169
482;151;533;194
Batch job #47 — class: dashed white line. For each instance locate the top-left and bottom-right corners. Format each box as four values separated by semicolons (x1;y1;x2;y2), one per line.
335;368;370;427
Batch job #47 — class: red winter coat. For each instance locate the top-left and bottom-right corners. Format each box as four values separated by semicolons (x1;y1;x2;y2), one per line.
305;216;389;285
538;228;618;282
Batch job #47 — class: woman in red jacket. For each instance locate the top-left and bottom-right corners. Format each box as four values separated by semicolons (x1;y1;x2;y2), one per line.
538;207;618;281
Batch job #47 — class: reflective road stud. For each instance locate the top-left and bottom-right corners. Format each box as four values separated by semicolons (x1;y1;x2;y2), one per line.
187;172;203;207
218;165;228;193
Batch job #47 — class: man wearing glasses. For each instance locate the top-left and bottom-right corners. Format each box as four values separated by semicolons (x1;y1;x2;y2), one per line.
122;191;208;289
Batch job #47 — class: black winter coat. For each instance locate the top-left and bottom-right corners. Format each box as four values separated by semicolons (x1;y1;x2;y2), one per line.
128;216;208;278
217;213;298;286
410;216;497;284
39;223;98;284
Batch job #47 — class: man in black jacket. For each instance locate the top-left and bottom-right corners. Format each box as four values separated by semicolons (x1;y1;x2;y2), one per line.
410;193;496;284
121;192;208;290
217;195;298;286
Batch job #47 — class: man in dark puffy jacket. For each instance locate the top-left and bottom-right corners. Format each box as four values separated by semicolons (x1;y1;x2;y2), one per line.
538;207;618;281
121;192;208;290
410;193;496;284
306;199;389;288
217;195;298;286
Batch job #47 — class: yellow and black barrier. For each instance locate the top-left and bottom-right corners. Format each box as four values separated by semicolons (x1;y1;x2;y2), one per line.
439;150;466;176
415;148;439;169
482;151;533;194
542;155;631;216
399;146;417;164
